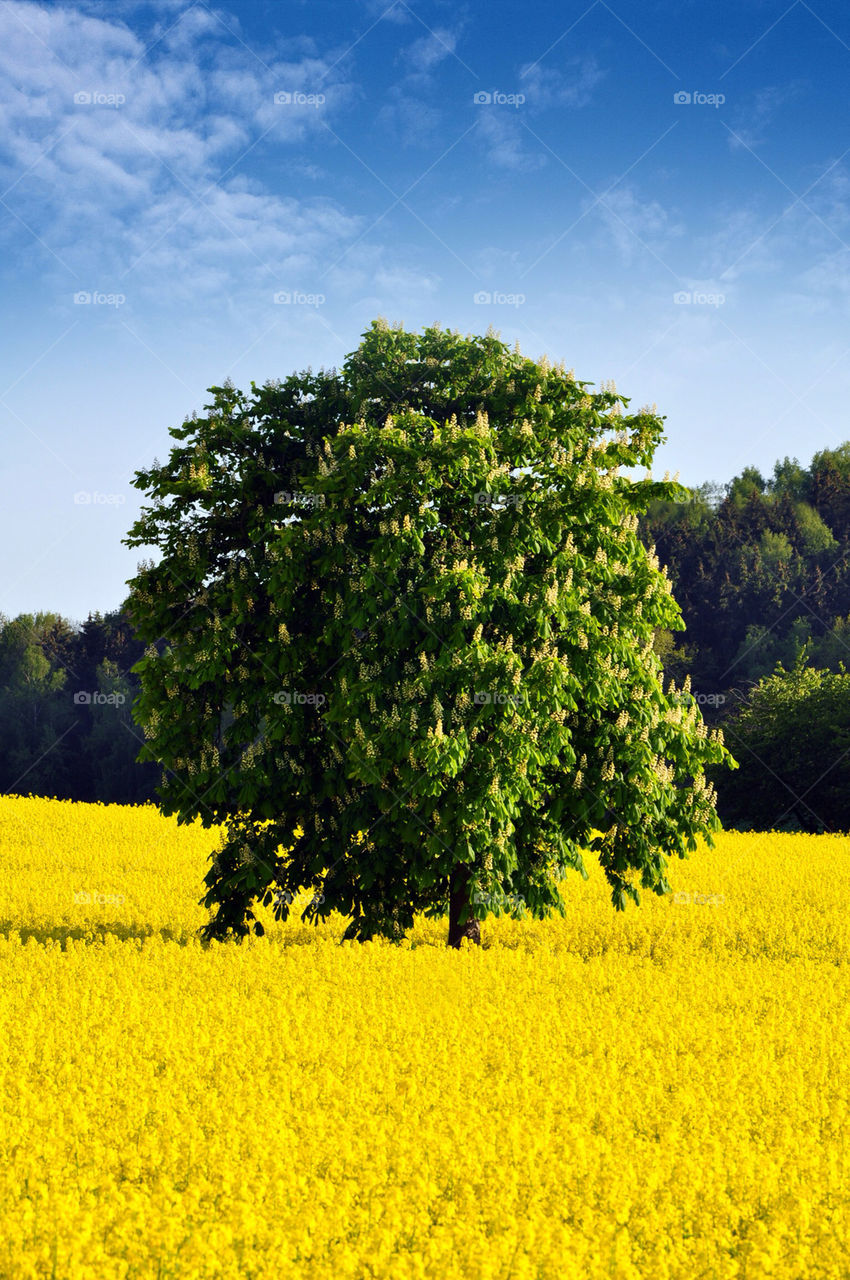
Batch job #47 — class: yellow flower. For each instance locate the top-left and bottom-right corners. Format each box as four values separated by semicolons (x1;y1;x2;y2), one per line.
1;796;847;1280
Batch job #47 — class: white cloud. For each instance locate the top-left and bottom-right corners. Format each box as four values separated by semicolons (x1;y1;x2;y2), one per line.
402;27;458;76
377;94;442;147
700;204;789;284
519;56;605;110
321;241;441;302
379;22;465;147
73;0;204;13
468;243;524;279
475;112;544;172
779;266;850;318
806;162;850;231
592;185;683;264
373;264;439;295
726;83;803;152
698;165;850;296
0;0;363;301
360;0;411;25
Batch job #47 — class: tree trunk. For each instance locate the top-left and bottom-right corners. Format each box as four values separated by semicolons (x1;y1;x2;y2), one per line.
448;863;481;948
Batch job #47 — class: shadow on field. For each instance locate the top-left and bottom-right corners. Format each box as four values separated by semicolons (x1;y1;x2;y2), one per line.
0;920;198;948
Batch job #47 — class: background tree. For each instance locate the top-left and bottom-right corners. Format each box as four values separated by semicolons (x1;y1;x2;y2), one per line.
809;444;850;541
639;451;850;703
713;655;850;832
0;610;157;803
84;658;150;803
125;320;734;947
0;613;75;797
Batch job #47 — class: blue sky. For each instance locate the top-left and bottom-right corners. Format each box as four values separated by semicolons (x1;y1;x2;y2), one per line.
2;0;850;620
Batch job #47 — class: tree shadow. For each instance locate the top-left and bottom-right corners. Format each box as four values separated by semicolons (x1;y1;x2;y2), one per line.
0;920;201;948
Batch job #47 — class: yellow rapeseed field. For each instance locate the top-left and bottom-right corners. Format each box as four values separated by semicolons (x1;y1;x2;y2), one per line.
2;795;849;1280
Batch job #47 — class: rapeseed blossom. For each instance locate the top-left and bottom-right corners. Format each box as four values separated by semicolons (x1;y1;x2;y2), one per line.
1;795;849;1278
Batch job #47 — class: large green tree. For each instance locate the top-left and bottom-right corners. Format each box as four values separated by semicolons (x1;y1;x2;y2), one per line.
125;320;735;946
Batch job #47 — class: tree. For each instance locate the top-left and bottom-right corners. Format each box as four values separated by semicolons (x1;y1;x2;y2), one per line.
727;465;766;507
84;659;158;804
637;443;850;702
729;616;813;687
810;444;850;541
0;610;160;804
124;320;735;947
714;655;850;832
792;502;836;556
73;611;159;804
768;455;809;505
0;613;76;797
809;614;850;673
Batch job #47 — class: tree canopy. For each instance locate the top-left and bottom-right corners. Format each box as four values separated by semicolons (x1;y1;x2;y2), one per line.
124;320;734;945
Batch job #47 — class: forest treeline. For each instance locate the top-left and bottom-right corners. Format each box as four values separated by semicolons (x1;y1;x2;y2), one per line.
0;610;159;804
640;444;850;831
642;444;850;693
5;442;850;829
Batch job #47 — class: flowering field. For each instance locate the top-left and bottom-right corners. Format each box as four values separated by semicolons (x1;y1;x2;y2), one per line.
2;796;849;1279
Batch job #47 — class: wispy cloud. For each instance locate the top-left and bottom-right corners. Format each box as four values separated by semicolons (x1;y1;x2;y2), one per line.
0;0;359;295
700;163;850;293
593;185;683;265
520;56;606;110
402;26;459;77
726;83;804;151
475;112;544;172
378;22;465;147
